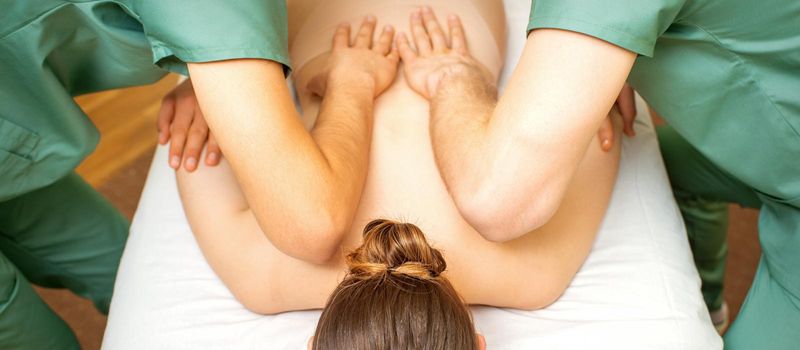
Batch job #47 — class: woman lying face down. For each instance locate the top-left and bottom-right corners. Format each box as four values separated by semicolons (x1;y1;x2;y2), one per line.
175;2;622;347
309;219;485;350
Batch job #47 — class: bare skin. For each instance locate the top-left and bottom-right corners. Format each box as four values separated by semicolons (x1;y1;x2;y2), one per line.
159;0;637;255
177;5;621;315
405;12;638;240
180;16;399;264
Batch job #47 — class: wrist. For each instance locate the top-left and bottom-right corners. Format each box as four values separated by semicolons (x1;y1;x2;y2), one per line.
434;64;496;103
327;68;377;96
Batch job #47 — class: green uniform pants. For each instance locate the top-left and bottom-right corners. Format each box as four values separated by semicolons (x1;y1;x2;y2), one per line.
658;126;800;349
0;172;128;349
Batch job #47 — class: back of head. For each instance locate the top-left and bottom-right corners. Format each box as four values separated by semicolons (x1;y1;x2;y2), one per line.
312;219;478;350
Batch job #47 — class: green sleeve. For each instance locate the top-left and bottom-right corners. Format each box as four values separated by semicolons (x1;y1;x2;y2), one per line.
528;0;687;57
131;0;291;75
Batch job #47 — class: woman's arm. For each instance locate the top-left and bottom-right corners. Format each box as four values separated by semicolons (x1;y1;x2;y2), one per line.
186;19;398;263
176;114;619;314
401;11;636;241
176;158;343;314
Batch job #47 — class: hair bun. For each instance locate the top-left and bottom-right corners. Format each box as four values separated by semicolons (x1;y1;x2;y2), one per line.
346;219;446;281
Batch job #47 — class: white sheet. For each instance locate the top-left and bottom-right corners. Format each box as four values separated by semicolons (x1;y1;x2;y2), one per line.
102;1;721;349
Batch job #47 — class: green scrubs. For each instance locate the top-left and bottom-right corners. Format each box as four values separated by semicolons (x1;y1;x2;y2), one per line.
0;1;289;348
528;0;800;348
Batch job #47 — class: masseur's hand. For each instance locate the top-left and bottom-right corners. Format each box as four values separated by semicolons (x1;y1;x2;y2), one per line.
597;111;618;152
397;7;495;100
157;78;222;172
615;83;637;137
308;16;400;97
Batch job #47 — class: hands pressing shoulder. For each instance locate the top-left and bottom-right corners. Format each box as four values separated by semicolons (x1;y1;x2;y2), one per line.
156;8;637;173
157;78;221;172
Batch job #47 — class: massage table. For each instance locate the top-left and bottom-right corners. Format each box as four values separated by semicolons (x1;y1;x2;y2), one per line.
102;1;722;348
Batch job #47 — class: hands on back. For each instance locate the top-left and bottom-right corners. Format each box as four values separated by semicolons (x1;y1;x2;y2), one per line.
157;78;221;172
397;7;495;100
308;16;400;98
159;8;629;170
160;16;400;172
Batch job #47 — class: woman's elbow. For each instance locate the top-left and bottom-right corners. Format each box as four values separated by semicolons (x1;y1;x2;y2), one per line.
509;277;569;311
240;296;283;315
511;291;562;311
233;284;286;315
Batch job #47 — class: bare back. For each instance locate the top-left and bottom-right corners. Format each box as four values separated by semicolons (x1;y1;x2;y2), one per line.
289;0;506;254
177;0;621;313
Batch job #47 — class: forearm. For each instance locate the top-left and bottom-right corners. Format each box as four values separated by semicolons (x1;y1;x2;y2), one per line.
308;71;376;226
429;30;635;241
177;159;345;314
187;60;373;263
430;71;583;241
429;71;505;234
454;118;621;310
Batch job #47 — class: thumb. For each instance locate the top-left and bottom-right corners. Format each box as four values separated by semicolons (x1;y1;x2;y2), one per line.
597;113;615;152
616;84;637;137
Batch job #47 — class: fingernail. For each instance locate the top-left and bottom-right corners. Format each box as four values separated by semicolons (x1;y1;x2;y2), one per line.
385;25;394;32
186;157;196;169
412;11;421;19
602;139;612;148
366;15;375;22
424;6;433;13
207;152;218;164
448;14;458;21
170;155;180;168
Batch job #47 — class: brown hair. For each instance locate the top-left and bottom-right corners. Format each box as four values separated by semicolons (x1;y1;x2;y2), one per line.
311;219;479;350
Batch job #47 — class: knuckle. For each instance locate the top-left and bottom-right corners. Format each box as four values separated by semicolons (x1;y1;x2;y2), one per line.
188;128;207;137
177;97;195;107
169;124;182;134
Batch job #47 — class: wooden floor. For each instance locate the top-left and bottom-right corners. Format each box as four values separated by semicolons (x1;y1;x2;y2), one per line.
74;75;179;186
32;74;761;349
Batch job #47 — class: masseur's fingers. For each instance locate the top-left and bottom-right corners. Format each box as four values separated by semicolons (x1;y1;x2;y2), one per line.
387;45;400;63
616;84;637;137
333;23;350;48
448;15;468;55
156;94;175;145
397;32;417;61
182;108;209;172
597;114;615;152
410;9;432;55
205;133;222;166
374;25;395;55
167;99;194;169
421;7;447;52
354;15;376;48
